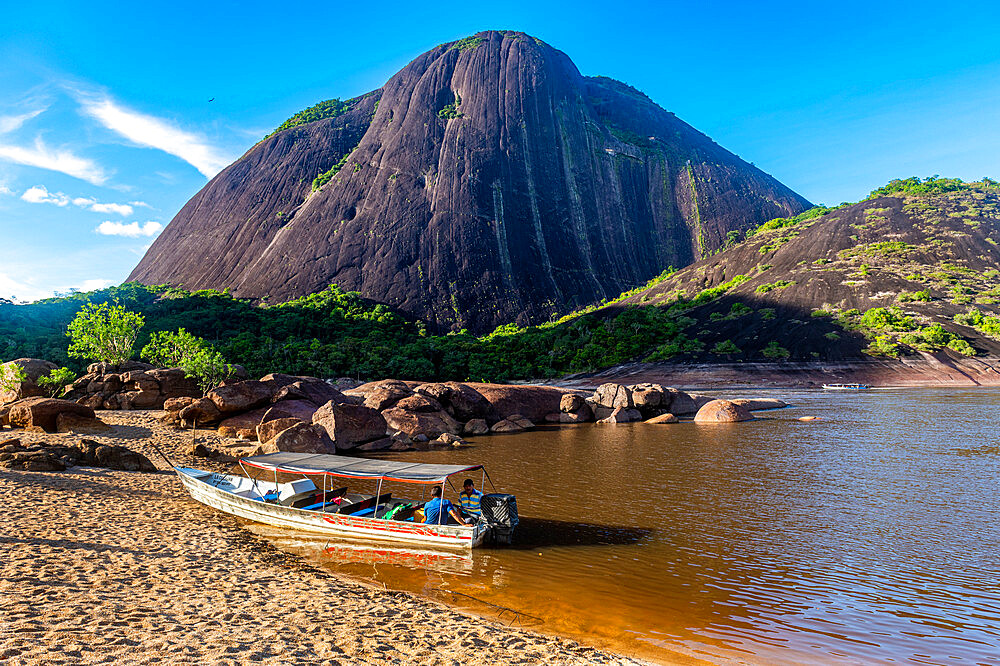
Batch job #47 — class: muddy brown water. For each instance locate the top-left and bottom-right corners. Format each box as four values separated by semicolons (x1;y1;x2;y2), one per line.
249;388;1000;664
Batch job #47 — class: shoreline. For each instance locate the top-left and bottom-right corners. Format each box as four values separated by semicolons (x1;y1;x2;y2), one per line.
0;411;646;666
549;353;1000;390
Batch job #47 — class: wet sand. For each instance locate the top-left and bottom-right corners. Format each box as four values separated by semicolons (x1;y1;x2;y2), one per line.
0;411;640;665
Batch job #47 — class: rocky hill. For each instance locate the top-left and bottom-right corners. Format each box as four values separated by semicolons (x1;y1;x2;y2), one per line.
128;30;809;333
600;178;1000;367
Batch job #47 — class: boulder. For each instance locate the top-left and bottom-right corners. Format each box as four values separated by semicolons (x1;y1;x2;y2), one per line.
258;373;302;391
0;450;66;471
435;432;467;447
207;381;274;414
544;412;563;423
732;398;787;411
413;382;451;403
630;383;664;409
261;399;317;423
148;368;200;398
78;394;105;411
217;407;272;436
662;389;698;415
120;390;164;410
363;385;412;411
55;413;115;434
75;439;157;472
507;414;534;429
693;399;754;423
7;398;96;433
560;407;593;423
381;407;460;439
559;393;585;413
467;383;567;423
102;394;121;410
440;383;492;421
355;437;394;452
272;378;346;407
235;428;257;440
164;396;196;412
644;413;679;424
268;422;336;454
463;418;489;435
395;394;443;413
312;401;388;449
0;404;9;426
597;407;642;424
1;358;58;404
589;403;614;421
87;361;153;375
593;383;633;409
257;417;304;444
490;419;524;433
121;371;159;392
179;397;223;425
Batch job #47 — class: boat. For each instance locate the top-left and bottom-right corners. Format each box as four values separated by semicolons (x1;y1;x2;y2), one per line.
172;451;519;550
821;383;870;390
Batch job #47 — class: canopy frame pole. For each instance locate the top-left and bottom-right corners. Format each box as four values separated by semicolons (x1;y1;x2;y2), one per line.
375;478;383;519
321;473;327;513
240;461;262;499
273;468;278;502
438;481;445;525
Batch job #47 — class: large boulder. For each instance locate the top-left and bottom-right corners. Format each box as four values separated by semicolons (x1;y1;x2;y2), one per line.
593;383;633;410
559;393;585;413
490;419;525;433
262;423;337;454
148;368;200;398
217;406;272;438
119;390;164;410
7;398;96;433
395;394;443;413
312;401;388;450
261;400;317;423
382;407;460;439
207;380;274;414
164;396;196;412
629;383;665;409
463;418;489;435
363;383;413;411
662;389;698;415
0;359;57;404
75;439;157;472
644;413;679;424
56;412;115;434
560;406;593;423
86;361;153;375
272;378;346;407
441;382;492;421
693;399;754;423
467;383;566;423
732;398;787;411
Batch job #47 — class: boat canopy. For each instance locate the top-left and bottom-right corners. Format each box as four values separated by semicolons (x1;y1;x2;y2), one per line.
240;452;483;485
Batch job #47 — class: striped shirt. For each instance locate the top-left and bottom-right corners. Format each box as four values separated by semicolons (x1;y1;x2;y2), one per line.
459;489;483;516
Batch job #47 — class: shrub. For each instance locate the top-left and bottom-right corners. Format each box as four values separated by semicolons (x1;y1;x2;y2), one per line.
756;280;794;294
746;206;829;238
143;329;233;395
947;338;976;356
712;339;741;355
898;290;932;303
824;331;840;340
36;367;76;398
761;341;790;358
759;308;776;320
864;335;900;357
954;309;1000;339
0;363;27;394
67;302;145;364
858;307;916;333
267;98;351;139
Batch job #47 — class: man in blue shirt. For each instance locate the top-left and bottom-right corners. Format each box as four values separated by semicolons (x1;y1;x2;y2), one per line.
423;486;469;525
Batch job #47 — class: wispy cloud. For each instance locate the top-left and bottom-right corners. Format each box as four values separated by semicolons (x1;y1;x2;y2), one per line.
0;109;44;134
0;272;47;302
0;137;107;185
95;220;162;237
78;95;230;178
77;278;114;291
21;184;135;215
0;185;14;196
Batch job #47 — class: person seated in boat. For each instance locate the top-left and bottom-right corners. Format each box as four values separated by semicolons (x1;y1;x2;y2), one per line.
459;478;483;520
423;486;470;525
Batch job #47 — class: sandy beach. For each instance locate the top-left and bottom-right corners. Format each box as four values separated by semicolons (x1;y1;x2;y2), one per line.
0;411;639;665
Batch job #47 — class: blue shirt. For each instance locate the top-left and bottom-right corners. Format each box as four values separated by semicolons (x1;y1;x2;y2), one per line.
423;497;454;524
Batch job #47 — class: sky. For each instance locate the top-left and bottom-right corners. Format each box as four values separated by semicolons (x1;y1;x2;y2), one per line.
1;0;998;302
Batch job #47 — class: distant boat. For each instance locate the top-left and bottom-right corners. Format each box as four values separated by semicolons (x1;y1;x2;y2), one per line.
822;383;870;390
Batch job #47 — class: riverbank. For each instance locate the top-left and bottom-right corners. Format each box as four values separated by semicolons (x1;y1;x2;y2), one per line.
555;353;1000;389
0;411;641;665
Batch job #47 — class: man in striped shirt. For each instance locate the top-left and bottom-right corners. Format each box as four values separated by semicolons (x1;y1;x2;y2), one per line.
459;478;483;520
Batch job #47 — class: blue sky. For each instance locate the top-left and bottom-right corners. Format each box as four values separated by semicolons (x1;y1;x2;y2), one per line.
1;0;998;302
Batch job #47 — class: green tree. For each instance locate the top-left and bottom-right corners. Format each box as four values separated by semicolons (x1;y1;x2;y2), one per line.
0;363;28;394
185;346;233;396
142;328;232;394
66;302;145;364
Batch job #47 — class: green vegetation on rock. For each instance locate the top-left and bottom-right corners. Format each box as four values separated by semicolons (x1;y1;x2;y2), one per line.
267;98;351;140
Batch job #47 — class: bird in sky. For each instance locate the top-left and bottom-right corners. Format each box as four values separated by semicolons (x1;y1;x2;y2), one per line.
208;97;215;102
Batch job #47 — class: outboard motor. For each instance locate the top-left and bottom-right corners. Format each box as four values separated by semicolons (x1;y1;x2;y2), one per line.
480;493;519;546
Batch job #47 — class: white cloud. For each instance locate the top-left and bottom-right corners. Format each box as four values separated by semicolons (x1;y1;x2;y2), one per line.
22;184;69;205
21;184;133;216
0;185;13;195
95;220;162;237
79;96;230;178
0;137;107;185
128;200;152;208
0;272;48;302
0;109;44;135
77;278;114;291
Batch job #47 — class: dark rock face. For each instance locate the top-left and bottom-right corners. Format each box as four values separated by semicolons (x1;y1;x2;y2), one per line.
128;30;809;333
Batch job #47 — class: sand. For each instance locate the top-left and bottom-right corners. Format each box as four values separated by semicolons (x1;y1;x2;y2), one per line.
0;411;638;665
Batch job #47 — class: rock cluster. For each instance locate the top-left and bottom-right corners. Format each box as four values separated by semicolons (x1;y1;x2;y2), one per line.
585;382;714;424
0;397;113;434
60;361;203;410
0;437;156;472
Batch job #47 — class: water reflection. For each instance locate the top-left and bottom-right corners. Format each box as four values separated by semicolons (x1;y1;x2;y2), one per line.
255;388;1000;664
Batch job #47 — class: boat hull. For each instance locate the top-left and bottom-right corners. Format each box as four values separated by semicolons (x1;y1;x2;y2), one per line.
175;467;488;549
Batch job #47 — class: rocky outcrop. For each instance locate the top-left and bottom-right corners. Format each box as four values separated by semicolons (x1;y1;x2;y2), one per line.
261;423;336;455
312;401;387;451
128;30;809;334
64;364;201;410
644;413;679;424
382;407;460;439
693;399;754;423
597;407;642;424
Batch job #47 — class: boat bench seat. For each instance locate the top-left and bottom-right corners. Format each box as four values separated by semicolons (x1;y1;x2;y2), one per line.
338;493;392;516
296;487;349;511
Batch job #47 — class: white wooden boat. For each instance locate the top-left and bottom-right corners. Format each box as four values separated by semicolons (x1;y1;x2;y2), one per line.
173;452;518;550
822;383;870;390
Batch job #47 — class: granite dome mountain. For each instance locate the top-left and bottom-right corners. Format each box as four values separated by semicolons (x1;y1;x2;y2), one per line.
129;30;809;333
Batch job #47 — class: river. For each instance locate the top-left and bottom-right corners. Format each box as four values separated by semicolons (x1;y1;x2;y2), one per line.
250;387;1000;664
